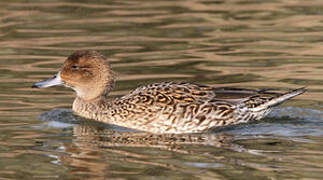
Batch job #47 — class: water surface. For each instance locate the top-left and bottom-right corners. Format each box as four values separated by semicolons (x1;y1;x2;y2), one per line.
0;0;323;179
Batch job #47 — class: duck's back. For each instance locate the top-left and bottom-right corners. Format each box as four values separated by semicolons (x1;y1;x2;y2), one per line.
104;82;305;134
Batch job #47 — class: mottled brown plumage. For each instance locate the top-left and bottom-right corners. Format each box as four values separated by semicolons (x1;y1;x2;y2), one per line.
33;50;306;134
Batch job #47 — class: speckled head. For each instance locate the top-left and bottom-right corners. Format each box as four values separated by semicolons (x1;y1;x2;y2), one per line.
32;50;115;101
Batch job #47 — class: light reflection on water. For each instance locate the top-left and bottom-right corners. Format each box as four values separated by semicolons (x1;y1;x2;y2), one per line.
0;0;323;179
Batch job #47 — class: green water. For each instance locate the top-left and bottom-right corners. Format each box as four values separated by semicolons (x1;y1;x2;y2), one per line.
0;0;323;179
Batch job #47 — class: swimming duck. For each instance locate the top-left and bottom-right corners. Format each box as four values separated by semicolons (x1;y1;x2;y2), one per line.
32;50;306;134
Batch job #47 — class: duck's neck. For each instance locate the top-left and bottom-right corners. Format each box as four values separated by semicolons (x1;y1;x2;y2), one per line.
74;69;115;101
72;70;115;120
72;95;113;120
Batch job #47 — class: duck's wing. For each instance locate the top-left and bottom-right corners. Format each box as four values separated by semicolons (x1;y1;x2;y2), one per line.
211;87;306;116
113;82;305;133
121;82;217;104
211;87;281;103
212;86;306;108
122;82;305;107
123;82;299;104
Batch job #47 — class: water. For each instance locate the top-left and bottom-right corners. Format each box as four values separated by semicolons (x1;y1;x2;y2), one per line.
0;0;323;179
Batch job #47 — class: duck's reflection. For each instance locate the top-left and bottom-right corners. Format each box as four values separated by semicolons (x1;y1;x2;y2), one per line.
58;121;245;179
74;123;236;152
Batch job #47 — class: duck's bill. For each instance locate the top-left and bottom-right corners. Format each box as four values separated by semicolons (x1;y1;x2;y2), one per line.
32;72;64;88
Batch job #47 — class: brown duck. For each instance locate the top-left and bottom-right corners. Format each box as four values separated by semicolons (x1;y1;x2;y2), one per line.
32;50;306;134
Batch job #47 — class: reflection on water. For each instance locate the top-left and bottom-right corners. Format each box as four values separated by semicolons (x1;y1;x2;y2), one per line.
0;0;323;179
68;124;238;179
34;109;323;179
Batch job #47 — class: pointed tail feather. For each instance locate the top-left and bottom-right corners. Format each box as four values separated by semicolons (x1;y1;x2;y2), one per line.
251;87;306;112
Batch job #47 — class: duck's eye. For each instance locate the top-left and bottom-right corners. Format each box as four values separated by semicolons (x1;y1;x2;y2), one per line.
71;65;79;70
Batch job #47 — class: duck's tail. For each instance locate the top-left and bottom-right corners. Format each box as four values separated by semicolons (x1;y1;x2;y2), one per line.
250;87;306;112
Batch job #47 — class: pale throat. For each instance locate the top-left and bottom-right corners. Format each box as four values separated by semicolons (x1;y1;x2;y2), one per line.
72;70;115;101
70;70;115;115
71;87;116;122
73;84;108;101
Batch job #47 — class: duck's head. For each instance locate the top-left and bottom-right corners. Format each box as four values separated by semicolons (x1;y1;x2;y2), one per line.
32;50;115;101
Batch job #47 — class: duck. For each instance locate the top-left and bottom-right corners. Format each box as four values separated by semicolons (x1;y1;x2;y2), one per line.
32;50;306;134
